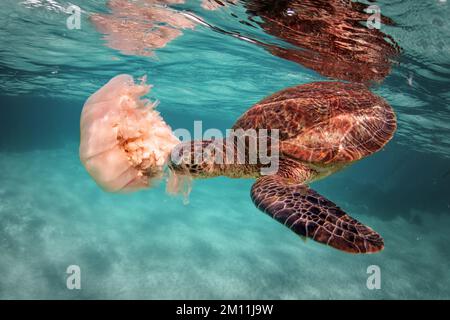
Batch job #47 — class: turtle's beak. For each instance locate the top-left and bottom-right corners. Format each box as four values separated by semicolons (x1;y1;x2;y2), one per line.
167;141;190;174
167;140;220;178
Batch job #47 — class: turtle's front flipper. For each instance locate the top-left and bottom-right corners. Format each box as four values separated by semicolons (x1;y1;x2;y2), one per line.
251;175;384;254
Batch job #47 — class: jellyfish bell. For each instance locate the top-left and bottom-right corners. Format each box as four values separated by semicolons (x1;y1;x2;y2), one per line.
79;74;180;193
90;0;195;57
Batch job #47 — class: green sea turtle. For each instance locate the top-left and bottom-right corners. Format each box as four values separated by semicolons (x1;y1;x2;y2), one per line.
169;81;397;254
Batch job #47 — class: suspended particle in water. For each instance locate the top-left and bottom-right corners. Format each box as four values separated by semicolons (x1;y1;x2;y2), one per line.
286;8;295;16
407;74;413;86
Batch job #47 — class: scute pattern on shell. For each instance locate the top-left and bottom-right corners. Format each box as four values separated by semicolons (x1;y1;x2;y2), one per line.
233;82;396;164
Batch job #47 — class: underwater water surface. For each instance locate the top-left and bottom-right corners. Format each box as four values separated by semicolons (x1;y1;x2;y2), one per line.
0;0;449;299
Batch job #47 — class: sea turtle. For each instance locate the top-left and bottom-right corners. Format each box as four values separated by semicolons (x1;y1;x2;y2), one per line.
243;0;400;83
169;81;397;254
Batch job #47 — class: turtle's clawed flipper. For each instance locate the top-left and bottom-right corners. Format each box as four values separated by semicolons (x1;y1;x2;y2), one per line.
251;175;384;254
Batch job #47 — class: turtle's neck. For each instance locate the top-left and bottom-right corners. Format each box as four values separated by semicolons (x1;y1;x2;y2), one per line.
167;137;266;179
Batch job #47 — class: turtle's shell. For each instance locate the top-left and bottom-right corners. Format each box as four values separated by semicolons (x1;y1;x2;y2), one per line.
232;82;396;164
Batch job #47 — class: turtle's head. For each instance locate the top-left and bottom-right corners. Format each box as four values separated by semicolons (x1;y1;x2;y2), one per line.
165;140;222;199
168;140;220;178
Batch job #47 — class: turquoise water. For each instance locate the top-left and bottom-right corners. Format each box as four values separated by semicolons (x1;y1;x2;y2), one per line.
0;0;449;299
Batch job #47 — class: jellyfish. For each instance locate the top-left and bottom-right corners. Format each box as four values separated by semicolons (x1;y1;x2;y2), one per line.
79;74;180;192
90;0;196;57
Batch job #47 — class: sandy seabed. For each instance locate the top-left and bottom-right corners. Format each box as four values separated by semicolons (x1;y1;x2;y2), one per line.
0;144;449;299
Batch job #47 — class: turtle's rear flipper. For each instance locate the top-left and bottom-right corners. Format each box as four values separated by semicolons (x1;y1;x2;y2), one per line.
251;175;384;254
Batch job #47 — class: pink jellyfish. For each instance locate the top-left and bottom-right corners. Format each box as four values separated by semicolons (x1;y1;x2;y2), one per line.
79;74;180;192
90;0;196;57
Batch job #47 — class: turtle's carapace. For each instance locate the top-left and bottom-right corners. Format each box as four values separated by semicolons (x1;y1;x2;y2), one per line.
244;0;400;83
170;82;396;254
